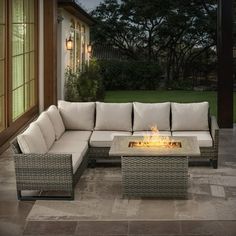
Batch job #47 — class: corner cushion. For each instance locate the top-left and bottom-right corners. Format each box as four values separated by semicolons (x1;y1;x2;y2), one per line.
57;131;92;143
90;131;132;147
58;100;95;130
46;105;65;140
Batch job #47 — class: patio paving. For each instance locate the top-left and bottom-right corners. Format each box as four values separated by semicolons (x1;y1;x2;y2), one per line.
27;165;236;221
0;125;236;235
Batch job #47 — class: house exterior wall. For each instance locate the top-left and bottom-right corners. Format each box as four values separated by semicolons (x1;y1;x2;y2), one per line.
57;8;91;100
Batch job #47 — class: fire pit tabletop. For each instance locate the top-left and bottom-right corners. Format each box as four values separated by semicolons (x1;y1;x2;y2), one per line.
109;136;200;157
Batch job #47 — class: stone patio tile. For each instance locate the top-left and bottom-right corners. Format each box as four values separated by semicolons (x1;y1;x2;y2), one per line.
218;221;236;236
0;217;25;236
128;221;181;234
181;220;225;236
210;185;226;198
23;221;77;235
0;201;34;218
75;221;128;235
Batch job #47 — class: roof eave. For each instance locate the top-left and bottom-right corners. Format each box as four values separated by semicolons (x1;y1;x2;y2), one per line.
58;0;96;26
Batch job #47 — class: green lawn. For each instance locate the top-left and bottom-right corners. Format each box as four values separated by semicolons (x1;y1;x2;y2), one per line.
104;90;236;122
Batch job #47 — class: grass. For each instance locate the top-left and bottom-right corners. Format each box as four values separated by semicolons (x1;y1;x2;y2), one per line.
104;90;236;122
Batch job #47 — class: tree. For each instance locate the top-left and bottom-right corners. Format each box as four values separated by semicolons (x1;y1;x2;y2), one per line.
91;0;217;86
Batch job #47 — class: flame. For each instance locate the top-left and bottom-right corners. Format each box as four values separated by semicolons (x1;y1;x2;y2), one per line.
130;125;181;148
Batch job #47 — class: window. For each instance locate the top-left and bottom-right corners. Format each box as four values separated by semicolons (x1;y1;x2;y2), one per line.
12;0;36;120
75;22;81;69
69;21;86;72
69;20;76;70
81;25;86;70
0;0;38;144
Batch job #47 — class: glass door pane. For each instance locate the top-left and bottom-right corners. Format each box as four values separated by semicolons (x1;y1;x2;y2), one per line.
0;0;5;24
12;87;24;120
11;0;36;120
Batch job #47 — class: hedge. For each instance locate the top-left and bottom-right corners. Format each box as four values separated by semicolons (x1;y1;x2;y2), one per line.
98;60;163;90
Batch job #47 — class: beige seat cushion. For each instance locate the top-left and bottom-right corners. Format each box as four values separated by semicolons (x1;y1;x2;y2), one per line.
35;112;55;149
17;122;48;154
58;101;95;130
58;131;92;143
95;102;133;131
172;131;213;147
48;141;88;174
90;131;132;147
46;105;65;140
133;102;170;131
171;102;209;131
133;131;171;136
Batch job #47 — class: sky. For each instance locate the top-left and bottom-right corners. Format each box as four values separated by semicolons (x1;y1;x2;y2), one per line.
78;0;103;11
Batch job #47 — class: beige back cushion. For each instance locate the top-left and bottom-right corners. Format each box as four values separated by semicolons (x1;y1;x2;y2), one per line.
35;112;55;149
46;105;65;140
133;102;170;131
95;102;133;131
17;122;48;154
58;100;95;130
171;102;209;131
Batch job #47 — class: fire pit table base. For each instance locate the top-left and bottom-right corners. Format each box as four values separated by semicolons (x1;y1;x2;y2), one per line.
121;156;188;198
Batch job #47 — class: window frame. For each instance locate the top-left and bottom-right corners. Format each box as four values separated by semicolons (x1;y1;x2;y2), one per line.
0;0;39;148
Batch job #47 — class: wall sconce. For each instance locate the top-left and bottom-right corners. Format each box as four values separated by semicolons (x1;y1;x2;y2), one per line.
87;44;92;54
66;36;73;50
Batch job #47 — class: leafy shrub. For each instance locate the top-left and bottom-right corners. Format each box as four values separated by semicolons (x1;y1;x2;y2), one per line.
64;67;80;102
78;60;105;101
64;60;105;102
98;60;162;90
170;78;194;90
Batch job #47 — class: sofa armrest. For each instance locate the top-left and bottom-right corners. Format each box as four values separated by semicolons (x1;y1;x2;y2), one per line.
13;153;73;191
210;116;219;145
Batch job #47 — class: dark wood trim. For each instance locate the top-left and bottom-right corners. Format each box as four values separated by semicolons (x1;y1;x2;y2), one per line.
0;106;38;149
8;0;12;125
0;0;40;153
217;0;234;128
35;0;39;109
6;0;10;128
2;0;8;131
43;0;57;109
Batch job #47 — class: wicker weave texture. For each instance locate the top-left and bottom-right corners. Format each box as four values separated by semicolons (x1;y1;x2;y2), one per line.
14;154;73;191
121;156;188;198
88;116;219;167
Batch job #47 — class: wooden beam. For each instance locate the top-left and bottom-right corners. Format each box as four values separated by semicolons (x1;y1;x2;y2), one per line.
44;0;57;109
217;0;234;128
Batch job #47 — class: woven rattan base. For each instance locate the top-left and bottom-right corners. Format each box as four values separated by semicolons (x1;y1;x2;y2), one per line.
121;156;188;198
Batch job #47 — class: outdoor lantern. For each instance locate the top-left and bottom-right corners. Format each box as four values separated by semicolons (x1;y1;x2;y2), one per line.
87;44;92;54
66;36;73;50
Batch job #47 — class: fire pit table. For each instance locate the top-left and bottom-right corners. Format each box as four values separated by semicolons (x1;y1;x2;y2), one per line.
109;136;200;198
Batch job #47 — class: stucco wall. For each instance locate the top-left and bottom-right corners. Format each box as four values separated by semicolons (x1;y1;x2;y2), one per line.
57;8;91;100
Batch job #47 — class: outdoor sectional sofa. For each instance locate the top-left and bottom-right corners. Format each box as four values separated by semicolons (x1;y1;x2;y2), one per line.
11;101;219;200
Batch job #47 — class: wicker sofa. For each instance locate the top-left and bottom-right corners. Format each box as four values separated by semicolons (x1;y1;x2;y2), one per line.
11;101;219;200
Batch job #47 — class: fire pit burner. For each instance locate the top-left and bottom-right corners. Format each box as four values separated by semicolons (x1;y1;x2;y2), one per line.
128;141;182;148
